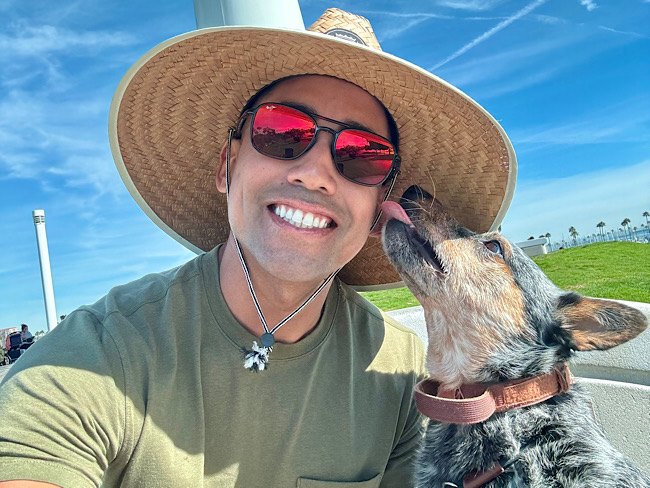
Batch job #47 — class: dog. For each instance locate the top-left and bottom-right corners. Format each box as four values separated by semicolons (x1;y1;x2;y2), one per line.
380;185;649;487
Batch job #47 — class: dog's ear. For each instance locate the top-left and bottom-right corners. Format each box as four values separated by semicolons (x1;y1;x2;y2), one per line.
556;292;647;351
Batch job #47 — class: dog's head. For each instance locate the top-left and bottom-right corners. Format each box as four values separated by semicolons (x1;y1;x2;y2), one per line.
381;185;647;386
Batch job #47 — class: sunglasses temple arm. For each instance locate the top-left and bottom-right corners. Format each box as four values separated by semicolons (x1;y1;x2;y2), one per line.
370;173;398;232
225;128;235;195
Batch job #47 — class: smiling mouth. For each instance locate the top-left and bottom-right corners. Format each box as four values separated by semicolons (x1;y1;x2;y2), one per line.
405;225;445;274
269;204;335;230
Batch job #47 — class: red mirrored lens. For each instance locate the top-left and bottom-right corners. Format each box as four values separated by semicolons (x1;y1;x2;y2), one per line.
251;104;315;159
335;129;395;185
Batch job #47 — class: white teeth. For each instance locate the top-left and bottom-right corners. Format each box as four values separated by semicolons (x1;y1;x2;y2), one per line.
273;205;331;229
291;209;303;224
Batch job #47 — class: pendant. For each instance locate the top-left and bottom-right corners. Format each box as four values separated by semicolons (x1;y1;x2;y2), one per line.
243;340;273;372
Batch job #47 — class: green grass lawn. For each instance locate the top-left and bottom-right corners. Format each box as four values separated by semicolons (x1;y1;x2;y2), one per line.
359;286;420;311
360;242;650;311
532;242;650;303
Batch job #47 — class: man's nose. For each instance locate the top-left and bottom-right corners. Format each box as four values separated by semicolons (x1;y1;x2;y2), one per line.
286;129;338;194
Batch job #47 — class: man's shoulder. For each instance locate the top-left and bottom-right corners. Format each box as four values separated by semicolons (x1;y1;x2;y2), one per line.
84;252;206;321
338;282;420;338
336;281;425;362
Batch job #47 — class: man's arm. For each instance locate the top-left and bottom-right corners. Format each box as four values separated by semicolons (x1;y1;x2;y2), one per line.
0;310;128;487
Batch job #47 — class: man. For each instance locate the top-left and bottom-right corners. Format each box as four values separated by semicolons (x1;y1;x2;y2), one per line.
0;8;515;488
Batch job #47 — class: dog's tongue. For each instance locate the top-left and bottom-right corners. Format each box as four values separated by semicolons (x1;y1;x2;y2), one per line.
380;201;413;226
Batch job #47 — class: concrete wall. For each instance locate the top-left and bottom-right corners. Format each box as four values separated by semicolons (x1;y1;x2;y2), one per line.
515;237;549;258
388;300;650;472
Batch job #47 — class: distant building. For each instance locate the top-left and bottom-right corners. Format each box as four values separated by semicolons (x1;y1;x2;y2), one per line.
516;237;549;257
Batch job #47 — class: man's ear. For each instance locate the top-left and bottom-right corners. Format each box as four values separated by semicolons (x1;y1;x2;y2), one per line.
215;135;241;194
556;292;647;351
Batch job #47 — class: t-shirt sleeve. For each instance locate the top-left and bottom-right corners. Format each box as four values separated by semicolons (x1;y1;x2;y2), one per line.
0;310;129;488
379;317;428;488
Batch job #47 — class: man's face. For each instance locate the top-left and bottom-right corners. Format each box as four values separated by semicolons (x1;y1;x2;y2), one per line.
216;75;391;285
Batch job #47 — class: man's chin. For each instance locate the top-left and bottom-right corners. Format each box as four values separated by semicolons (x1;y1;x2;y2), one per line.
239;236;364;285
257;255;341;284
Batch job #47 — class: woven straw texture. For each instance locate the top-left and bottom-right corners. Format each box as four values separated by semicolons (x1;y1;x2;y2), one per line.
311;7;382;50
111;11;515;289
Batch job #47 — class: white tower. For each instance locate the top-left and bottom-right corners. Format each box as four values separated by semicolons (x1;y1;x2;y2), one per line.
193;0;304;29
32;209;58;332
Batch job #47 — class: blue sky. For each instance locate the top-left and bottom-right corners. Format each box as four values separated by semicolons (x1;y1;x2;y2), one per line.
1;0;649;332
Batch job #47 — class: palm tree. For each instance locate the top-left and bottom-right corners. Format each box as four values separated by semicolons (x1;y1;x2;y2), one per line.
621;218;631;240
569;226;579;244
596;221;606;241
643;211;649;226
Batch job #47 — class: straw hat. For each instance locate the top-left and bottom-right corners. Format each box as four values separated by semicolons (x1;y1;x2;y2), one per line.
109;8;516;290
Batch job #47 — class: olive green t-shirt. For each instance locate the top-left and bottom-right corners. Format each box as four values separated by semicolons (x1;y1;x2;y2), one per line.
0;247;426;487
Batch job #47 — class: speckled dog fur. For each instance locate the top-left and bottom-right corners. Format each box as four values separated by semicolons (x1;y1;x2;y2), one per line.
382;185;649;488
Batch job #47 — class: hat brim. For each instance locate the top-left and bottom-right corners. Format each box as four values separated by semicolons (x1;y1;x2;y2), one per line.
109;26;516;290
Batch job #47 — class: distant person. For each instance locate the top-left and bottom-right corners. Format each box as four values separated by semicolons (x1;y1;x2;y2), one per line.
20;324;33;343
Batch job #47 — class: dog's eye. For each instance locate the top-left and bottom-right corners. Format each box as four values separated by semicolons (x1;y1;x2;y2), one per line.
484;240;503;256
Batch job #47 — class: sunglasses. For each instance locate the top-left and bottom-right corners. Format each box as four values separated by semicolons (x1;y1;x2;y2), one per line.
235;103;400;187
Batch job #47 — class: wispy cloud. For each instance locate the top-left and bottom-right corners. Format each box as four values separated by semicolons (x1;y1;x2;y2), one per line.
380;18;432;40
434;15;644;99
0;23;135;58
598;25;648;39
0;89;122;201
0;0;18;12
579;0;598;12
533;14;567;25
436;37;566;85
502;159;650;243
360;9;454;19
475;67;561;99
359;10;454;40
0;22;138;95
430;0;548;70
433;0;506;11
510;96;650;147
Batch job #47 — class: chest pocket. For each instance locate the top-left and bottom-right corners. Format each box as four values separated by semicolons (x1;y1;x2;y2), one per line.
297;473;382;487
